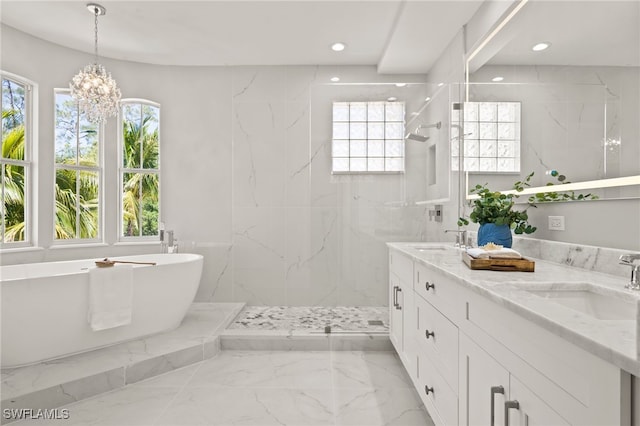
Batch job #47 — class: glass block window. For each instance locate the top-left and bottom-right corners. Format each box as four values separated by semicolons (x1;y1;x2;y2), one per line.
332;101;405;173
452;102;520;173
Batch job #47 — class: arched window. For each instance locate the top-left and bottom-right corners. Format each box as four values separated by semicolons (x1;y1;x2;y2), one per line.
1;72;35;247
119;99;160;239
53;89;102;241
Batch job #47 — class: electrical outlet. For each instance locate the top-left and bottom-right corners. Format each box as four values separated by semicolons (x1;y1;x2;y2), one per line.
548;215;565;231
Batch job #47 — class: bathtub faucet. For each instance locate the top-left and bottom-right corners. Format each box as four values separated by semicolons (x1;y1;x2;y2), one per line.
160;230;178;254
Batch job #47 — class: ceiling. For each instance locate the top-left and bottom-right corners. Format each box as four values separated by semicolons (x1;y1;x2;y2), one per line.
0;0;482;74
476;0;639;69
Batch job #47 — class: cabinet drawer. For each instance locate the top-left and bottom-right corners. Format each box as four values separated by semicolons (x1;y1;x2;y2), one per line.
390;250;413;285
416;295;458;392
414;262;463;321
418;352;458;426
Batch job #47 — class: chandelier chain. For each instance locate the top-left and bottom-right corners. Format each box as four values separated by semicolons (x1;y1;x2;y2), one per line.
93;6;99;64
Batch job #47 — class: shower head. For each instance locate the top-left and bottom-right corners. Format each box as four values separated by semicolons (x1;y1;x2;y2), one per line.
405;121;442;142
405;133;430;142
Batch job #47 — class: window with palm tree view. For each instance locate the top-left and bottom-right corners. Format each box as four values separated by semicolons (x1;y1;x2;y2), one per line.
54;90;101;240
2;75;31;245
121;101;159;239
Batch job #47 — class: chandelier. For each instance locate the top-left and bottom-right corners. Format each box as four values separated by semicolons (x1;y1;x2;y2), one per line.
70;3;121;124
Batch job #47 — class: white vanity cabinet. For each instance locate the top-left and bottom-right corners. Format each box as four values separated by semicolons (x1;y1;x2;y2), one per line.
459;333;569;426
388;247;630;426
389;251;417;378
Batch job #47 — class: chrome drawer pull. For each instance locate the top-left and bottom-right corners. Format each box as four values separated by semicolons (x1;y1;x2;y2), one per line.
393;286;398;307
504;400;520;426
424;385;434;395
425;329;435;339
490;386;504;426
425;281;435;291
396;288;402;310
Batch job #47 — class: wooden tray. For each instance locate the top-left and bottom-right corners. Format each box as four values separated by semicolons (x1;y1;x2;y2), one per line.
462;253;535;272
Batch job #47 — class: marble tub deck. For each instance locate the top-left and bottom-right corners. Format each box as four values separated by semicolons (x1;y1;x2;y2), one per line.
0;303;244;424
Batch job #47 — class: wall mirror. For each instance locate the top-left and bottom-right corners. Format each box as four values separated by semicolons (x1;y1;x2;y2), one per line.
463;0;640;201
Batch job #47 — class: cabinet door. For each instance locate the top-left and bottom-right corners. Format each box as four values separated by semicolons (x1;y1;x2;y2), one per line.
389;274;403;352
507;376;570;426
459;333;510;426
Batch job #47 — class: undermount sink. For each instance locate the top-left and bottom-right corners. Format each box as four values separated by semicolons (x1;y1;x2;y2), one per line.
526;289;637;321
411;246;449;252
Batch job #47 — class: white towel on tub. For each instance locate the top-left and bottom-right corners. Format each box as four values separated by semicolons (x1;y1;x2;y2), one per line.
88;265;134;331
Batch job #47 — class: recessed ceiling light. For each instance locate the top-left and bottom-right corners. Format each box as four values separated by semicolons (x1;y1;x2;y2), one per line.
437;82;444;87
425;97;431;102
395;83;407;87
492;76;504;82
330;77;340;82
532;42;551;52
387;97;397;102
331;42;346;52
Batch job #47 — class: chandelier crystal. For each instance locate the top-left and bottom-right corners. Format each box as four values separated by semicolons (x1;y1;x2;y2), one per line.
70;3;121;124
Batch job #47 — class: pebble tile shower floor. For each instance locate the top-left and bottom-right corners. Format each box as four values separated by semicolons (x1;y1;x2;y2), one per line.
227;306;389;333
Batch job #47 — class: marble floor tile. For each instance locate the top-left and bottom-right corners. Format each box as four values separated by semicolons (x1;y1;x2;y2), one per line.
156;387;335;426
334;387;433;426
331;352;413;389
8;350;433;426
11;386;180;426
130;364;201;389
187;351;333;389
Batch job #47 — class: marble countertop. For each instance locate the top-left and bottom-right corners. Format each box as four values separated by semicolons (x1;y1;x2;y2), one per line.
387;242;640;376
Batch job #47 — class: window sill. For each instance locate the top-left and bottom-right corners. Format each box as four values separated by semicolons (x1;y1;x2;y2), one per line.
0;246;45;254
114;241;160;246
49;243;109;250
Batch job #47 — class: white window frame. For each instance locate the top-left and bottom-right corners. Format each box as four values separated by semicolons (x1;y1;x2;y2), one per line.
118;98;161;242
52;89;103;244
1;71;36;249
331;101;406;174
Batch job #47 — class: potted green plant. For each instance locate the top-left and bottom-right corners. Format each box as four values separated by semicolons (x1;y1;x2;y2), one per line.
457;172;537;248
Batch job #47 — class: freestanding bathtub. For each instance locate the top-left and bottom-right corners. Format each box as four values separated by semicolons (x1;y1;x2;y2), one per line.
1;253;203;368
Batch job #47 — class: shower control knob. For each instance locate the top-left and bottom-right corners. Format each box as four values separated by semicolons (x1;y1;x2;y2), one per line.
425;281;435;291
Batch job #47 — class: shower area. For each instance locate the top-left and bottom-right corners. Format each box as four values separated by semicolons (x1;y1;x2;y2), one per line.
221;79;454;337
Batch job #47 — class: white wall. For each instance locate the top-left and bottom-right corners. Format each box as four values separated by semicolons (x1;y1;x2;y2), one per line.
1;25;435;306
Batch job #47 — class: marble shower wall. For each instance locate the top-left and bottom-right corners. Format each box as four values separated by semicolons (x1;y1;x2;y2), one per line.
1;26;433;306
198;66;430;306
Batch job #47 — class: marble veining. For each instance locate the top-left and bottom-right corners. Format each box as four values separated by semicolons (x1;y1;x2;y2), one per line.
227;306;389;333
388;242;640;376
1;303;244;420
9;351;431;426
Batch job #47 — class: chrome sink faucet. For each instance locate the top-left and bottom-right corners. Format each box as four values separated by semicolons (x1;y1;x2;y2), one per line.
445;229;468;248
619;253;640;290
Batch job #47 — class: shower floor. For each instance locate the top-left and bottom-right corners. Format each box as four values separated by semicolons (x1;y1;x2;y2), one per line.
227;306;389;333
